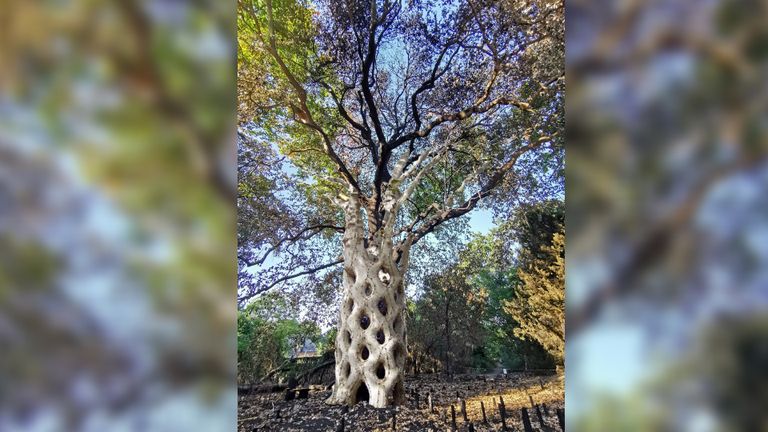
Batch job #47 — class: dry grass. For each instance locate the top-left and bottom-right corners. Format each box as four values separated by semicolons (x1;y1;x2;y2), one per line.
443;373;564;424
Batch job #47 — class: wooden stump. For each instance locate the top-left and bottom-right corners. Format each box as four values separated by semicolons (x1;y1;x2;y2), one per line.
521;407;534;432
450;405;457;431
499;397;508;431
461;399;468;422
535;404;545;426
284;390;295;401
480;401;487;423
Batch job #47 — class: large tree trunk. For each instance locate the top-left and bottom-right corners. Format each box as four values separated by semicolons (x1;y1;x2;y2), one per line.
326;190;408;407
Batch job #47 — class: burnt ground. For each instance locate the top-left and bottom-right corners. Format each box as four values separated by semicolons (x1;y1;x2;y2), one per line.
238;372;564;431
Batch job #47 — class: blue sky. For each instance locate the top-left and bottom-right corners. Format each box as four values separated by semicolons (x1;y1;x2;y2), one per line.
467;207;495;235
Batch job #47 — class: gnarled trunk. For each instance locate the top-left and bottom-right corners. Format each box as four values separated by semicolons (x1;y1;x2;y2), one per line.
326;190;408;407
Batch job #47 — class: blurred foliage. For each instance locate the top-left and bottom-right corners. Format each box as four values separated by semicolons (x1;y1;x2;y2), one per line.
1;0;235;430
568;0;768;429
574;393;666;432
674;313;768;431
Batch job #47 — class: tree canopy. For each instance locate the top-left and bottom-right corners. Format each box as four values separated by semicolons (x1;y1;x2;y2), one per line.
237;0;564;304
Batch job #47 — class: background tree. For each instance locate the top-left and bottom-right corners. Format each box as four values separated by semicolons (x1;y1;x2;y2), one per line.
237;293;326;384
476;266;555;370
406;224;559;375
407;264;489;375
238;0;564;407
502;200;565;365
504;230;564;364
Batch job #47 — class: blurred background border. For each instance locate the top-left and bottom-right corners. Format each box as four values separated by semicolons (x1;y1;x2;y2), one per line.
567;0;768;430
0;1;236;431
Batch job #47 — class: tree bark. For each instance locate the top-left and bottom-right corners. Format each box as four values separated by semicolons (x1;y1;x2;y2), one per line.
327;188;407;408
326;189;408;407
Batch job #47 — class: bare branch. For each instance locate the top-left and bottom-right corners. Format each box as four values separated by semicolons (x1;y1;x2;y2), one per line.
240;224;345;268
406;135;557;247
240;258;344;302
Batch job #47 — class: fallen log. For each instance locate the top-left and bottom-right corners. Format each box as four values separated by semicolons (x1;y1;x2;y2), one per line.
238;383;288;395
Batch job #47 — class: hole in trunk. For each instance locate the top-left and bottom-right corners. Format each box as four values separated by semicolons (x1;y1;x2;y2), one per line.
346;299;354;313
393;314;402;333
376;363;386;379
355;383;370;405
364;283;372;296
361;346;369;360
376;329;385;344
346;331;352;345
377;298;388;316
378;270;391;284
360;313;370;330
343;362;350;378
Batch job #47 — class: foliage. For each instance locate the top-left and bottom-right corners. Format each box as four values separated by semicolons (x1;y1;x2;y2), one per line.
573;393;667;432
476;266;555;370
504;230;564;364
237;293;326;384
237;0;565;306
681;314;768;431
496;200;564;364
407;228;556;373
407;264;489;374
2;0;235;427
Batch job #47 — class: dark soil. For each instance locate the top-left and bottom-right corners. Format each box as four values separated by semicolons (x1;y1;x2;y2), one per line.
238;373;564;431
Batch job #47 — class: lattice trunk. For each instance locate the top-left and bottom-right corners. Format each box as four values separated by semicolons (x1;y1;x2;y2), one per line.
326;190;408;407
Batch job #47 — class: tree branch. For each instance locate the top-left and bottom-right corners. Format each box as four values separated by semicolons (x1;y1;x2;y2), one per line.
240;224;345;268
240;258;344;302
262;0;361;192
406;135;556;247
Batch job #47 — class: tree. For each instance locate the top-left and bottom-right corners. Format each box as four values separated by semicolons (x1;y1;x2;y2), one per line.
407;263;489;375
238;0;564;407
237;293;324;384
503;201;564;364
476;266;555;370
